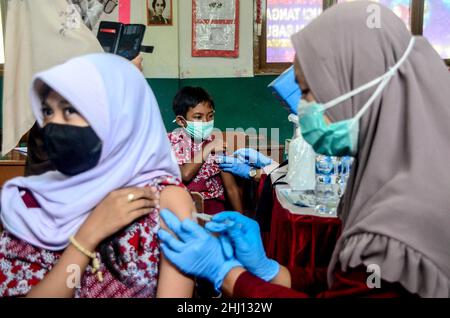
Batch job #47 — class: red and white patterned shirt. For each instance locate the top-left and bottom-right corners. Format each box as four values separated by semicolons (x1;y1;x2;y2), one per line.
0;175;183;298
168;129;224;201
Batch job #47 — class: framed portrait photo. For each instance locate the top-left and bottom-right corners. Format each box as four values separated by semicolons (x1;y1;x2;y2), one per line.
147;0;173;26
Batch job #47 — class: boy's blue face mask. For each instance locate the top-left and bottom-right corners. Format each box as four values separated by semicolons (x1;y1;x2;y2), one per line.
298;37;416;157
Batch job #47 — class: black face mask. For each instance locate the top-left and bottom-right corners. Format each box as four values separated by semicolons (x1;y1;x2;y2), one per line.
43;124;103;176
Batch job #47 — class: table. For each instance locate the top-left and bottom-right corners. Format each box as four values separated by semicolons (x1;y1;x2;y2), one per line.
260;166;342;271
0;150;27;187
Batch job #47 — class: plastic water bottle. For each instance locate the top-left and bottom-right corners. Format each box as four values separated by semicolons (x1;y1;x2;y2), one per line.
338;156;354;195
315;155;340;216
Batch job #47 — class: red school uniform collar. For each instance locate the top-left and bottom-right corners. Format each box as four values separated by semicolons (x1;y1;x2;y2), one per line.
18;188;40;209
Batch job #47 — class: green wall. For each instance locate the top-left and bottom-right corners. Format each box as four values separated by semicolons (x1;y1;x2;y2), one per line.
149;76;292;145
0;76;291;145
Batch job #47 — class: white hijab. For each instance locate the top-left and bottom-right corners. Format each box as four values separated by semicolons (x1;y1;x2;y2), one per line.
1;54;180;251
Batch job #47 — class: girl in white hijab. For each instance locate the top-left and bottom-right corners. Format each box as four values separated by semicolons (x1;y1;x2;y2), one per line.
0;54;194;298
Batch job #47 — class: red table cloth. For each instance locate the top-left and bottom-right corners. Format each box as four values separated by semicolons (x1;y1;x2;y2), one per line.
258;174;342;272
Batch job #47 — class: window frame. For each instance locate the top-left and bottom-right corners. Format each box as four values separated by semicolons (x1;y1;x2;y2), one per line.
255;0;335;74
255;0;449;74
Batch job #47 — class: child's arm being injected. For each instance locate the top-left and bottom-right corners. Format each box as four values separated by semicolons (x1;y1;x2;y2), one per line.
179;139;227;183
156;186;196;297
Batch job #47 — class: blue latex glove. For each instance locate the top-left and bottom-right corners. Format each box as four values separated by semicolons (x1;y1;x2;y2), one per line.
219;156;252;179
157;209;241;292
234;148;273;169
205;212;280;282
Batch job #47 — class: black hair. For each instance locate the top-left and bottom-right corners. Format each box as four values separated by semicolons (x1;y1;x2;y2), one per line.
39;82;53;104
152;0;166;10
172;86;215;118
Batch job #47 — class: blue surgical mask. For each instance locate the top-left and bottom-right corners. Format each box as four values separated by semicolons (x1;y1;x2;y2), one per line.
298;37;416;157
184;120;215;141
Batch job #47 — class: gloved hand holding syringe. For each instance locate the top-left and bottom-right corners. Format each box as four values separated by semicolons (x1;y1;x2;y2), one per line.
190;211;280;281
192;212;238;260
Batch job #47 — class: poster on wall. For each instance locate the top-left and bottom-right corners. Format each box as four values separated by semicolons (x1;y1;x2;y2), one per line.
147;0;173;25
192;0;240;58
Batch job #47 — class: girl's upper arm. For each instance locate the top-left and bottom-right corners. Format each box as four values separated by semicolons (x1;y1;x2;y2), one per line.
159;185;195;225
156;185;195;298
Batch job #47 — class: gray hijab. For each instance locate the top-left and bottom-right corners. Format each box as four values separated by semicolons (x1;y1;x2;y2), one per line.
292;1;450;297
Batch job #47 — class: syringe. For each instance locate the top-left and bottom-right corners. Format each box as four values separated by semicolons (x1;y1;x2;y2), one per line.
192;212;238;228
192;212;213;222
